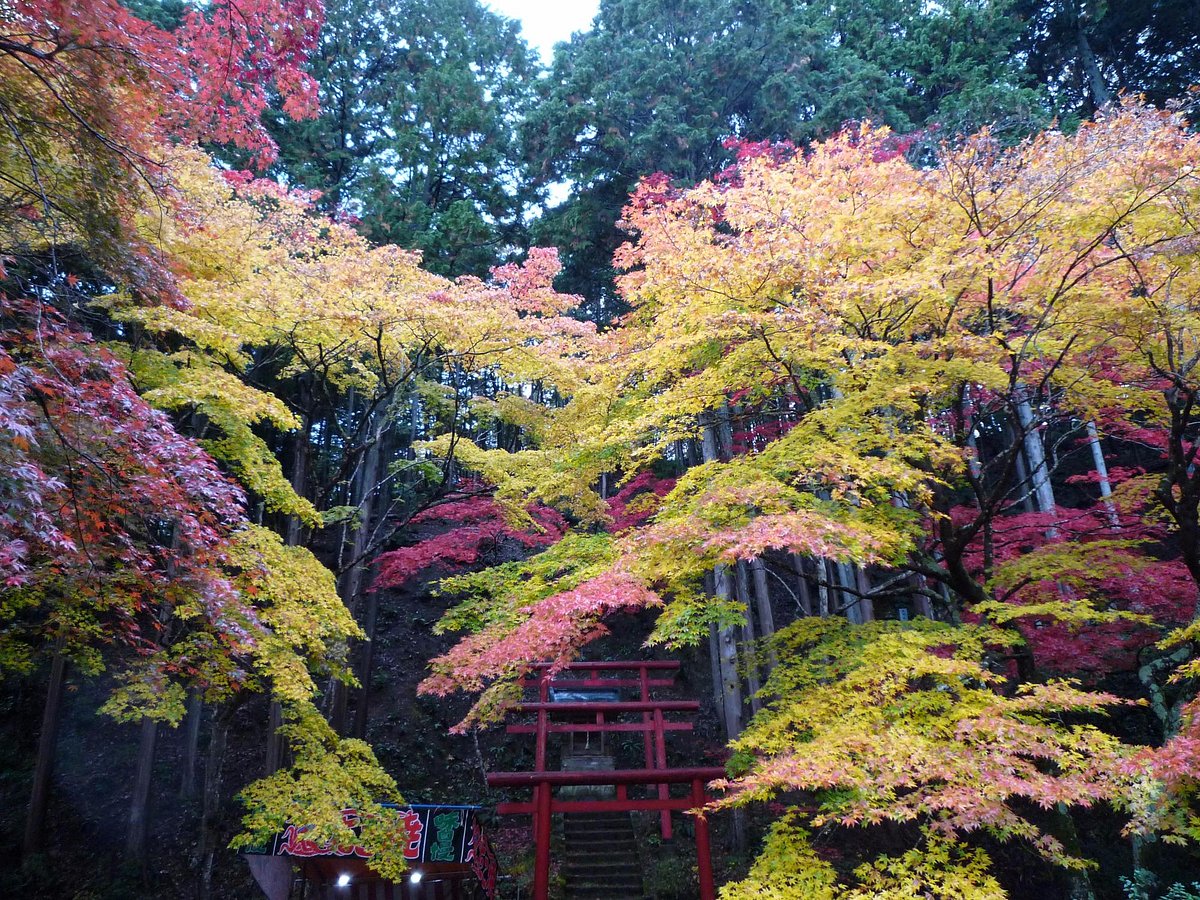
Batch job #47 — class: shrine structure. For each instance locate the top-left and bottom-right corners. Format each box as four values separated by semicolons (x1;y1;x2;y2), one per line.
486;661;725;900
244;803;499;900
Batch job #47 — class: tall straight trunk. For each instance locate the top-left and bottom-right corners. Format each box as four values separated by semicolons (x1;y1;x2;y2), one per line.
750;559;778;671
1002;417;1036;513
126;716;158;862
24;647;66;856
913;574;936;620
854;567;875;623
707;623;725;736
409;393;422;450
704;573;724;734
180;690;202;798
713;565;744;739
352;585;380;740
1056;802;1098;900
351;419;396;739
1086;422;1113;500
285;434;308;546
791;555;814;617
734;562;762;715
1016;398;1057;515
333;411;386;735
835;561;863;623
702;415;744;738
1086;421;1119;525
1074;6;1111;110
196;707;231;900
264;701;284;775
716;402;735;461
817;561;832;617
270;430;312;772
285;385;311;548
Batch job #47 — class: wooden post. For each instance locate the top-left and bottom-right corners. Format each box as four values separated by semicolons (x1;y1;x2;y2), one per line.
654;705;671;839
533;684;550;900
534;775;552;900
692;778;715;900
640;665;653;769
639;665;672;838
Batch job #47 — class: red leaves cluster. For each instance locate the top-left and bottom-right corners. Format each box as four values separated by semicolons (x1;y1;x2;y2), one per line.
949;501;1194;675
419;569;661;702
605;471;675;532
4;0;321;167
714;137;798;185
372;488;567;592
0;299;247;651
2;0;323;300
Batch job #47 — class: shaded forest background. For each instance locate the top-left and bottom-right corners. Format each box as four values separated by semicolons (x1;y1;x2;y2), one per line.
3;0;1200;898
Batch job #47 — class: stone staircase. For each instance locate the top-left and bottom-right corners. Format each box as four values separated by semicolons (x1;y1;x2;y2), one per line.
562;811;645;899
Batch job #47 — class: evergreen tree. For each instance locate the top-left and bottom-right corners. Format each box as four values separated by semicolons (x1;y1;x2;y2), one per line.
1013;0;1200;120
268;0;541;277
525;0;1041;316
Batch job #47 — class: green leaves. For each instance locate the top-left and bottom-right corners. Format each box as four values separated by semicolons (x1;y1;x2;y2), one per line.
714;618;1132;868
721;817;1008;900
233;701;407;878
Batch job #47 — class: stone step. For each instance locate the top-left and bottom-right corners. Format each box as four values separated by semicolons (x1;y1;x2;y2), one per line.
566;859;643;873
564;816;633;830
564;820;638;835
564;883;643;897
566;832;637;841
566;845;638;858
565;837;639;850
562;811;642;899
567;867;641;882
565;848;638;862
565;825;637;837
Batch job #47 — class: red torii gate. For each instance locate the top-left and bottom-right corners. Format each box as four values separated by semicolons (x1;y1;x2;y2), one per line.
486;661;724;900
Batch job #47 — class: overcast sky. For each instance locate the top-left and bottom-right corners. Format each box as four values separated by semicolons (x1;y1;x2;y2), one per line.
484;0;600;63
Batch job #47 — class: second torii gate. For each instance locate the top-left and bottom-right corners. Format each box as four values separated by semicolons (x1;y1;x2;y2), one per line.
486;661;725;900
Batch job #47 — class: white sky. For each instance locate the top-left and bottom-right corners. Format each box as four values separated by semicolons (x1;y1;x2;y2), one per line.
484;0;601;63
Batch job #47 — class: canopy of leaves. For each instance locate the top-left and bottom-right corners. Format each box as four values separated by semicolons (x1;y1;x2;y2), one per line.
525;0;1042;310
267;0;540;276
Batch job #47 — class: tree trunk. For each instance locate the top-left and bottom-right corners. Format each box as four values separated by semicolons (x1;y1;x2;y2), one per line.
23;647;66;857
180;691;202;799
285;422;309;542
264;701;284;775
333;410;386;735
716;402;736;461
1016;398;1057;515
352;585;380;739
126;716;158;862
817;560;832;617
1005;421;1038;513
196;706;231;900
285;384;311;547
1086;421;1119;525
714;564;745;739
750;558;779;671
791;555;814;617
707;623;725;736
835;561;862;623
735;562;762;715
702;415;744;737
854;567;875;623
1055;802;1097;900
1074;5;1112;110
